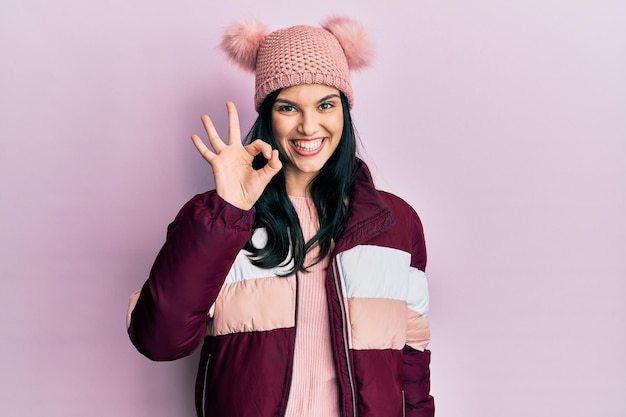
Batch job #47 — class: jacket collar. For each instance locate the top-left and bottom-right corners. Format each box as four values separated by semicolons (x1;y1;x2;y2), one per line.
334;159;396;253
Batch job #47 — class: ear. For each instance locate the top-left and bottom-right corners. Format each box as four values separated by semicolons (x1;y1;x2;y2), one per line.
321;16;373;70
220;20;269;72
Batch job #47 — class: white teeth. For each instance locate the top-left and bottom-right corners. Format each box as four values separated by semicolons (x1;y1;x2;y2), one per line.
293;139;323;151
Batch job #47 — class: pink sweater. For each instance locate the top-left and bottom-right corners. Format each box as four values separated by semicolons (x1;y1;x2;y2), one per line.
284;196;340;417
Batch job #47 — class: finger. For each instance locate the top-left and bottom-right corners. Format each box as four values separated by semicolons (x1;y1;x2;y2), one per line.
244;139;272;158
190;134;216;163
225;102;242;146
200;114;226;153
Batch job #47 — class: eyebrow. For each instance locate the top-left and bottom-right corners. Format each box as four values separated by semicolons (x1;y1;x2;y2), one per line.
274;94;341;106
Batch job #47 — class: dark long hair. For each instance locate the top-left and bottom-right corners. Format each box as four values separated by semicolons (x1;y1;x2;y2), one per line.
243;89;358;274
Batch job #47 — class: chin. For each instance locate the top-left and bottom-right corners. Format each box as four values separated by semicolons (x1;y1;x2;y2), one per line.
295;161;327;175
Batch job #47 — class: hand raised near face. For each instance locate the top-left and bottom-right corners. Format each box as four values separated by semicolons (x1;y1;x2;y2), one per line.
191;102;282;210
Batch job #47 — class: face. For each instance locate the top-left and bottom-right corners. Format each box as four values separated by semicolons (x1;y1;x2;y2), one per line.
271;84;344;194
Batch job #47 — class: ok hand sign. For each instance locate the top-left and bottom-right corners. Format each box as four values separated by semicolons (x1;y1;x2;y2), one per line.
191;102;282;210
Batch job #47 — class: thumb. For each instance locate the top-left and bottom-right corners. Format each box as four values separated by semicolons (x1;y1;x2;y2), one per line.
261;149;282;177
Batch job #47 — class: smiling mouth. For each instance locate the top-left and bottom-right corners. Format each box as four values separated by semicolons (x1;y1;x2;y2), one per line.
291;138;324;152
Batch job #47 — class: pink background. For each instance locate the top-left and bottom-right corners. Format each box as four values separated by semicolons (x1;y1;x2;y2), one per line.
1;1;624;416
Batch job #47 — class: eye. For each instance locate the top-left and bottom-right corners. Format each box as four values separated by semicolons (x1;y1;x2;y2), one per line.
319;102;335;110
276;104;297;112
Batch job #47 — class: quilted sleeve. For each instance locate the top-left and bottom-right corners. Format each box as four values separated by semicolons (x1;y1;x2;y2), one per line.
403;204;435;416
127;190;255;361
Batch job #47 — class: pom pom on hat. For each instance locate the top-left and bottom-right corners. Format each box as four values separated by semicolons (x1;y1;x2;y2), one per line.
220;20;269;73
321;16;373;70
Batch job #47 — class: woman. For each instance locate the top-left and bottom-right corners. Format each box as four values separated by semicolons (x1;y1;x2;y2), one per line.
127;17;434;417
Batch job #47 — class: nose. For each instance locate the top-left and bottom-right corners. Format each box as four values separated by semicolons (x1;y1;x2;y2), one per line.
297;109;319;136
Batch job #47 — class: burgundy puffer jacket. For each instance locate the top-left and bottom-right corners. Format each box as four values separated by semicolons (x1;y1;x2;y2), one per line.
128;161;434;417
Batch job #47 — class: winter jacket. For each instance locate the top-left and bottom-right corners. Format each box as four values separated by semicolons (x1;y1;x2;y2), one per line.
128;161;434;417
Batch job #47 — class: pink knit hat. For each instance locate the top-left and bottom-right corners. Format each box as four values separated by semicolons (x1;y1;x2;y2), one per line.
220;17;373;111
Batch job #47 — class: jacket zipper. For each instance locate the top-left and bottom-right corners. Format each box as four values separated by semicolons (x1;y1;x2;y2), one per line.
402;389;406;417
332;260;357;417
201;353;211;417
282;272;300;417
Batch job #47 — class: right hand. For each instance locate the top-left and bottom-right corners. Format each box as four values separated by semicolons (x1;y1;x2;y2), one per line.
191;102;282;210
